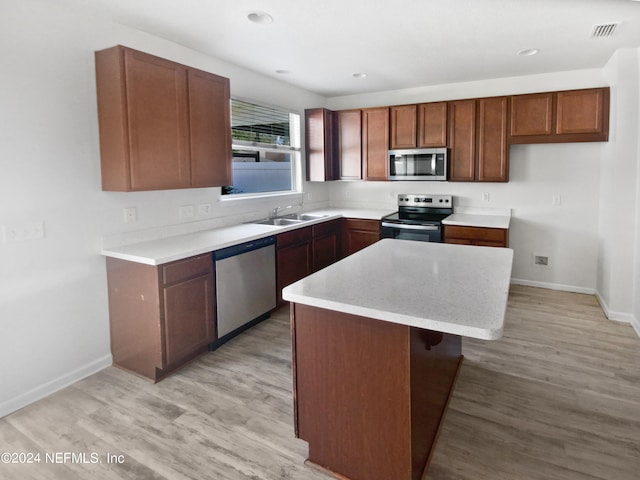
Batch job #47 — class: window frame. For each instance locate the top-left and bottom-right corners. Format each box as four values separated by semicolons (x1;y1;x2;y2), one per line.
220;97;302;202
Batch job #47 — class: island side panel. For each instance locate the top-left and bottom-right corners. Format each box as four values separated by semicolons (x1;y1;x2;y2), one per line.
292;303;413;480
409;329;463;477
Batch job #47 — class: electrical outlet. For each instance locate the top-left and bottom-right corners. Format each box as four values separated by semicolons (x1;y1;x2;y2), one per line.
123;207;137;223
2;221;45;243
197;203;212;217
344;190;351;198
306;192;313;201
389;191;396;200
179;205;195;219
482;192;490;202
552;194;562;206
534;255;549;267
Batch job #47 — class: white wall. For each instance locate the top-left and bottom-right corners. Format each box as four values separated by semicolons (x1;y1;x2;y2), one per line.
0;0;328;417
599;48;640;330
327;72;608;293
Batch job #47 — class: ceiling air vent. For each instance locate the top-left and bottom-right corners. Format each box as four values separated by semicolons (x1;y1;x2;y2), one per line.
591;23;619;38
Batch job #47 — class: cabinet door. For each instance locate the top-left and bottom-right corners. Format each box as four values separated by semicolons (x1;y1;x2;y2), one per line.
418;102;448;147
362;107;390;180
390;105;417;149
342;219;380;257
188;68;232;187
510;93;554;137
277;242;312;304
124;48;191;190
305;108;337;181
337;110;362;180
556;88;607;135
312;220;342;271
448;100;476;182
163;273;215;366
477;96;509;182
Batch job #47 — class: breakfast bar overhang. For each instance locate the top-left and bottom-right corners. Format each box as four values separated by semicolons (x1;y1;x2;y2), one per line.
283;239;514;480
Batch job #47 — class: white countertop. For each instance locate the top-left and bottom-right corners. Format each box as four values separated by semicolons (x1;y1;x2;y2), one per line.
442;206;511;229
282;239;513;340
101;208;393;265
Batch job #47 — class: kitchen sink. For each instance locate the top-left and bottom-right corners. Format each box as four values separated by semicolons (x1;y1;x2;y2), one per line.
254;218;304;226
280;213;329;221
251;213;329;226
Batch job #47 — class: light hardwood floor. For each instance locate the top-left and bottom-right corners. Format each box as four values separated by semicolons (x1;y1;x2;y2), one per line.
1;285;638;480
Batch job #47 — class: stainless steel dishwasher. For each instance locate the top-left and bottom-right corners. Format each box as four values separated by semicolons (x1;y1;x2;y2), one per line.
213;236;276;344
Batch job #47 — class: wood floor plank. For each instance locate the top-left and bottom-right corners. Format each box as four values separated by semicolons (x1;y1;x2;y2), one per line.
1;285;639;480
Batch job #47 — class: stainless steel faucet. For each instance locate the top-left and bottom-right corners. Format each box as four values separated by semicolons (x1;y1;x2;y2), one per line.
271;205;293;218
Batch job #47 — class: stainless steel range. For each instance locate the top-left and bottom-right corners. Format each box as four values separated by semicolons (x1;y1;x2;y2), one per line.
381;194;453;242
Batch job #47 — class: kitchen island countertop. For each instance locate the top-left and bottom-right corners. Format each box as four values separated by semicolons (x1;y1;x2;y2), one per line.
283;238;514;340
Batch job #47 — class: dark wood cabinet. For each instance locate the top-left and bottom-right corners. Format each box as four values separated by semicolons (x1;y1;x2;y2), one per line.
509;87;609;144
106;253;215;381
418;102;448;147
390;104;418;149
342;218;380;257
292;303;462;480
448;99;477;182
337;109;363;180
305;108;337;181
95;45;231;191
510;92;554;137
477;96;509;182
276;227;313;305
312;219;342;271
556;88;608;136
362;107;390;180
443;225;508;248
188;67;232;187
449;97;508;182
276;220;344;304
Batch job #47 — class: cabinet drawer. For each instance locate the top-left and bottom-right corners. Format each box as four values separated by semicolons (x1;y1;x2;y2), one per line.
277;226;312;249
342;218;380;233
162;254;212;286
444;225;507;244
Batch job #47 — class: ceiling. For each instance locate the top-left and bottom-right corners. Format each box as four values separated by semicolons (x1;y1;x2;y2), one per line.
55;0;640;97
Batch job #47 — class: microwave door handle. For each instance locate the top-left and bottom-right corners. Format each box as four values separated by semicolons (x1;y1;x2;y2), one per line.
381;222;439;231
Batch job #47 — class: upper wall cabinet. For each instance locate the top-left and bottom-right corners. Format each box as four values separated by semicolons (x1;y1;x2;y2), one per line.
389;104;417;149
305;108;338;182
95;46;232;191
362;107;390;180
337;109;363;180
509;87;609;144
389;102;448;149
448;96;509;182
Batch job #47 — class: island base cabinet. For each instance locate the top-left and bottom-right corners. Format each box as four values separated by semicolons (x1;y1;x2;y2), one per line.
291;303;462;480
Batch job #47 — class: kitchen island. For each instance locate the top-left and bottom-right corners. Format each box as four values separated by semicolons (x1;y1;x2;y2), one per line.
282;239;513;480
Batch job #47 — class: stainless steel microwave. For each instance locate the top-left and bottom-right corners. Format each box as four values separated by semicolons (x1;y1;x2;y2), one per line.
388;148;448;181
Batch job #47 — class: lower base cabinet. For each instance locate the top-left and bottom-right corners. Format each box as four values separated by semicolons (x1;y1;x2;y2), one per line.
106;253;215;381
341;218;381;256
276;219;343;305
443;225;508;248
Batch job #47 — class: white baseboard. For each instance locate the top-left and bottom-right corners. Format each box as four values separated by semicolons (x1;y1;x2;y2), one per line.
510;278;596;295
0;354;112;419
595;292;638;324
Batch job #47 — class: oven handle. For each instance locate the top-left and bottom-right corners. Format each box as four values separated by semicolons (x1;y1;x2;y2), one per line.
381;222;439;231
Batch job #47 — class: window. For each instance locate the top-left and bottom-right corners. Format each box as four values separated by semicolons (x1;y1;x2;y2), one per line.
222;99;301;197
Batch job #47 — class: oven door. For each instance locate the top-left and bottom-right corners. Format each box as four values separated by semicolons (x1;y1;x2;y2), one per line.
380;222;442;242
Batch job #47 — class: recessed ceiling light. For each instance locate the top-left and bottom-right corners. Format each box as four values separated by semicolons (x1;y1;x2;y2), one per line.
247;11;273;24
517;48;539;56
352;72;368;78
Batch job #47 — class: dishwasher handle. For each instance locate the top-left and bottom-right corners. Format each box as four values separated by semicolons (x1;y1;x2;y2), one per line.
214;236;276;261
